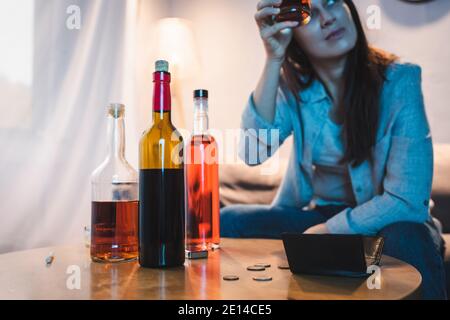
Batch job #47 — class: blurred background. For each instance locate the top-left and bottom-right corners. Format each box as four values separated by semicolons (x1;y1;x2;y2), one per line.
1;0;449;253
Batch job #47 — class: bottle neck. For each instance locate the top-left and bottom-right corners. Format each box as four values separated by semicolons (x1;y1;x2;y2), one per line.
153;110;172;125
153;71;171;110
193;97;209;135
107;115;126;160
152;71;172;125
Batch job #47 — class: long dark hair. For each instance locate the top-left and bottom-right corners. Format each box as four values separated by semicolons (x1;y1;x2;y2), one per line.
282;0;397;167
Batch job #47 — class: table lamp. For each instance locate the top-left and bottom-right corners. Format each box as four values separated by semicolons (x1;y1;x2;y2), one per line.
154;18;201;129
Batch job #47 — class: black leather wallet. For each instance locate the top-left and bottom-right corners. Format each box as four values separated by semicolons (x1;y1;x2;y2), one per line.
281;233;384;277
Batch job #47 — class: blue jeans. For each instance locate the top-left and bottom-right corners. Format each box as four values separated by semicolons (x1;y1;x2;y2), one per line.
220;204;447;300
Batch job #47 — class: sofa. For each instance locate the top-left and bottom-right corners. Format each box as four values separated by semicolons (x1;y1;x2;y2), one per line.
219;143;450;297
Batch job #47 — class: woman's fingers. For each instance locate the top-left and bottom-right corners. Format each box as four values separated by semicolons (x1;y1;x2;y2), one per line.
254;7;280;25
257;0;282;11
260;21;299;40
255;0;297;60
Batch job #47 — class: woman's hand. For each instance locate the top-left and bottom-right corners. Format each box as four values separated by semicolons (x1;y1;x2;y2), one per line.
255;0;299;62
303;223;330;234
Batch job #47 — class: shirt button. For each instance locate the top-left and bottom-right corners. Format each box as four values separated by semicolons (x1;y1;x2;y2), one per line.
356;187;362;193
424;200;429;207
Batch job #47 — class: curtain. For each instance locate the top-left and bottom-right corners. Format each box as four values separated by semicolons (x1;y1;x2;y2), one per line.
0;0;168;253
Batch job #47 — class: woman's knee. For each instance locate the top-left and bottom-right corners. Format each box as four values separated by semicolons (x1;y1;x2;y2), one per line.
220;204;272;238
378;221;447;299
220;205;240;237
378;221;436;254
379;222;429;241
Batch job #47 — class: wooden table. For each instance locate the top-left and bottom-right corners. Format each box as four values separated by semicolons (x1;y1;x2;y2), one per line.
0;238;421;300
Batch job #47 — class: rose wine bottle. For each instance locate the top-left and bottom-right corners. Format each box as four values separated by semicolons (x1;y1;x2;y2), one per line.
139;60;186;268
91;104;139;263
186;90;220;252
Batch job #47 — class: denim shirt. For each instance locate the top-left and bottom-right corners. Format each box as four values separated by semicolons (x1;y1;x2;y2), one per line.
239;62;433;235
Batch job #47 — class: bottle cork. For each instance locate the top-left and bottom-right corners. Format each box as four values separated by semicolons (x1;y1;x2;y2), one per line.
155;60;169;73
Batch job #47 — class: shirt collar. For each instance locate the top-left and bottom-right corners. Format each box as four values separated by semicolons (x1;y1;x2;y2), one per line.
299;77;329;104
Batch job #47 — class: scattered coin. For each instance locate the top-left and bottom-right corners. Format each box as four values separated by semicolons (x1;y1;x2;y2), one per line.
278;264;290;270
254;263;271;268
223;275;240;281
45;252;55;266
253;275;273;282
247;266;266;271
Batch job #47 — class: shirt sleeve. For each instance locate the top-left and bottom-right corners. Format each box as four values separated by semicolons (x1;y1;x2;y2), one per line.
239;86;294;166
326;64;433;235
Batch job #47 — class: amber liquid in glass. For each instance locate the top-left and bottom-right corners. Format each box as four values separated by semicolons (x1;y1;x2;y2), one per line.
186;134;220;251
275;0;312;25
91;200;139;262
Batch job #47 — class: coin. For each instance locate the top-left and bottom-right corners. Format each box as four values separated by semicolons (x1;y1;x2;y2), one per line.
223;275;239;281
45;252;55;266
278;264;290;270
247;266;266;271
253;275;273;282
254;263;271;268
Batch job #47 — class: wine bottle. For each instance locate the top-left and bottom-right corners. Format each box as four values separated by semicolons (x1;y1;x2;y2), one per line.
91;103;139;263
186;89;220;252
139;60;185;268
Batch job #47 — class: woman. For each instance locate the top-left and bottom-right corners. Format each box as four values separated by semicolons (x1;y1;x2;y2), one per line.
220;0;447;299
